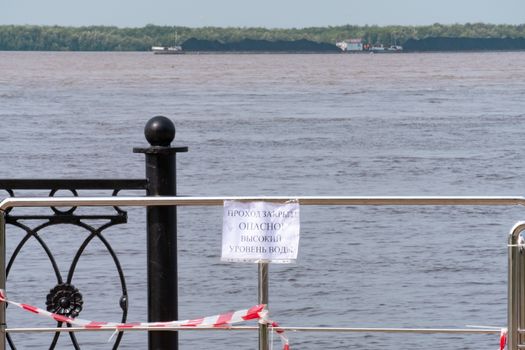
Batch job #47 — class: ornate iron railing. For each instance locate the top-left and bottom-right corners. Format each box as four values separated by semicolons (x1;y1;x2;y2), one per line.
0;180;147;349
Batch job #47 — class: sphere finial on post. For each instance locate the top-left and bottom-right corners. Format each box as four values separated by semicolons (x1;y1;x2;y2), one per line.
144;116;176;147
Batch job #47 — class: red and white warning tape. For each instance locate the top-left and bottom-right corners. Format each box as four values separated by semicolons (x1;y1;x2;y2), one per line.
0;289;289;349
500;328;507;350
0;288;506;350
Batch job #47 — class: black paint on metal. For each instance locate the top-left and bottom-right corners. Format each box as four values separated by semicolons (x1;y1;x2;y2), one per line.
133;116;187;350
0;179;147;190
0;180;145;349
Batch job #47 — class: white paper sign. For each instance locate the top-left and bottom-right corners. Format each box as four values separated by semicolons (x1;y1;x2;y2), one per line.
221;201;300;263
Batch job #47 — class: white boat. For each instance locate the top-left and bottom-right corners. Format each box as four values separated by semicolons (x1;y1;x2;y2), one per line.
336;39;364;52
369;44;403;53
151;46;184;54
387;45;403;51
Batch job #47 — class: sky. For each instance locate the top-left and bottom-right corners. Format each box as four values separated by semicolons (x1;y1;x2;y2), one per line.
2;0;524;28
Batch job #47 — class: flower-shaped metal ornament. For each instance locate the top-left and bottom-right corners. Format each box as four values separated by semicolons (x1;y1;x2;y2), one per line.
46;283;83;318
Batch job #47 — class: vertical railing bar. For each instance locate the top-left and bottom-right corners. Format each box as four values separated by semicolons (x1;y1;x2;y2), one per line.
259;262;269;350
520;233;525;350
0;211;6;350
509;231;518;350
508;222;525;350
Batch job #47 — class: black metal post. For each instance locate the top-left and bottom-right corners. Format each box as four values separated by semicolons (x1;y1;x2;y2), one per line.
134;116;187;350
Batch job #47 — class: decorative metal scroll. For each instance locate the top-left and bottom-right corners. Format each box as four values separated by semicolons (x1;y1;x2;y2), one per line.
0;179;147;350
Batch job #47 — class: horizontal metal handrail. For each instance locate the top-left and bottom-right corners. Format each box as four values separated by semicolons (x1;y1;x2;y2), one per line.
4;326;502;334
0;195;516;348
1;195;525;211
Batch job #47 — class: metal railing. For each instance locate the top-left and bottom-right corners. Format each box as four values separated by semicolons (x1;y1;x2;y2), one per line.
2;195;525;210
508;222;525;350
0;179;148;349
0;195;523;349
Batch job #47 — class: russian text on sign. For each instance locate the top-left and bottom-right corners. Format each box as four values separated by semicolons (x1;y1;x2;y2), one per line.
222;201;300;263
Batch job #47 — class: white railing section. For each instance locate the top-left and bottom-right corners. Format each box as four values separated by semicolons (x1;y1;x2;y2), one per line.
0;195;524;350
1;195;525;210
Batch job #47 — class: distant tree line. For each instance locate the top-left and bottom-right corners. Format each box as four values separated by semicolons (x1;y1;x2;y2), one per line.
0;23;524;51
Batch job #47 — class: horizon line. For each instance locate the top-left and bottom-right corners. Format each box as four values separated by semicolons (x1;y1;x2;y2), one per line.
0;22;524;30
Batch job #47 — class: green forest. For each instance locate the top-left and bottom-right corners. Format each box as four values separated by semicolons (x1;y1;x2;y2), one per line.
0;23;524;51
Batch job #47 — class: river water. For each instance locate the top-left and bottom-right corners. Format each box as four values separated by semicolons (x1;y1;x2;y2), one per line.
0;51;525;349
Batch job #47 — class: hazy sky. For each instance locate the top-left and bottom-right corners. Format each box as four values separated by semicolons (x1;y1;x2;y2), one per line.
2;0;524;28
